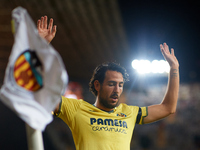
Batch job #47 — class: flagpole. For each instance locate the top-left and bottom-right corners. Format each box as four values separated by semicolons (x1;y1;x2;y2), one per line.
26;123;44;150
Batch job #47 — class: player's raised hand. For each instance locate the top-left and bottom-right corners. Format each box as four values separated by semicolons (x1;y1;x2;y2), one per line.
160;43;179;68
37;16;56;43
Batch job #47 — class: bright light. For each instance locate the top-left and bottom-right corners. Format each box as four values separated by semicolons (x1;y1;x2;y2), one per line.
132;59;170;74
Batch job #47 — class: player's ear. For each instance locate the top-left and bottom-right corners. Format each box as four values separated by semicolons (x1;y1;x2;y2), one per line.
94;80;100;92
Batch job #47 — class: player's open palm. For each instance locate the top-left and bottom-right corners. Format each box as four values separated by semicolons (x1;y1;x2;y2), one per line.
37;16;56;43
160;43;179;68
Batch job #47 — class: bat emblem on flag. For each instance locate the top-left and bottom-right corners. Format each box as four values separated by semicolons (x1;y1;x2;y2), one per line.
13;50;43;91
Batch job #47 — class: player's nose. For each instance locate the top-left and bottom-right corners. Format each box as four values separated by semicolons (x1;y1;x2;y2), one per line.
113;85;120;93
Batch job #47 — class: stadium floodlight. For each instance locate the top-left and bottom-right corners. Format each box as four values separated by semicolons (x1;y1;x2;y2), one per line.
132;59;170;74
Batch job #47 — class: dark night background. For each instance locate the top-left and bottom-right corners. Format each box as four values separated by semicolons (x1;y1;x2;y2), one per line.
0;0;200;149
118;0;200;83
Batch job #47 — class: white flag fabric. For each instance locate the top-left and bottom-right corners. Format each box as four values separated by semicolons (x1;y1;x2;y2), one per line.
0;7;68;131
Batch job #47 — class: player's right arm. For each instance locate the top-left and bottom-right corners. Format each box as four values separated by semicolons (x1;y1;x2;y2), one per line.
37;16;60;114
37;16;57;43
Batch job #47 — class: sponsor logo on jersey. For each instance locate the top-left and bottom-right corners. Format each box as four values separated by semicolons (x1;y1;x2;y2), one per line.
90;118;128;134
90;118;128;128
13;50;43;91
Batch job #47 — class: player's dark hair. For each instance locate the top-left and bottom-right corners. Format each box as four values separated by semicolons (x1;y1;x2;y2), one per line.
89;62;129;96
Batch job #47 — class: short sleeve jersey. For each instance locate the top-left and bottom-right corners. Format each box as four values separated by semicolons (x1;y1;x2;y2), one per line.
57;96;148;150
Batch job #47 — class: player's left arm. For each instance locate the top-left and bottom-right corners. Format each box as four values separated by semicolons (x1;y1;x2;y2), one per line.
143;43;179;124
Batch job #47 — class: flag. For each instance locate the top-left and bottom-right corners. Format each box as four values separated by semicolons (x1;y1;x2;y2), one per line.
0;7;68;131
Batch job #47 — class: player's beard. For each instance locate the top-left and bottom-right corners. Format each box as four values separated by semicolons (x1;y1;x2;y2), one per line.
99;93;119;109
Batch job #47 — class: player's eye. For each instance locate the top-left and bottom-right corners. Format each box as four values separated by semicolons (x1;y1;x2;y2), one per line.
108;82;115;86
119;83;124;87
108;83;114;86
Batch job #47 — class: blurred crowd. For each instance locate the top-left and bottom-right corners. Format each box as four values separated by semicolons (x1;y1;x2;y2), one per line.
44;82;200;150
128;83;200;150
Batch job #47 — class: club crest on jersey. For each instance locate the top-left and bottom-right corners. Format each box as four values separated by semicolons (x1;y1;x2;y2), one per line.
13;50;43;92
117;113;127;117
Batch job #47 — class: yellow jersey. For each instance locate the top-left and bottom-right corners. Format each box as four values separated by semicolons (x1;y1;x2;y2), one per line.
57;96;148;150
